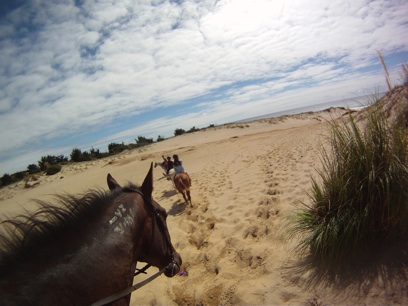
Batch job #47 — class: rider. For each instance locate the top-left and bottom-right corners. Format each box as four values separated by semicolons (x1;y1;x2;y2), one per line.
172;154;192;185
172;154;185;174
166;156;174;174
161;155;174;175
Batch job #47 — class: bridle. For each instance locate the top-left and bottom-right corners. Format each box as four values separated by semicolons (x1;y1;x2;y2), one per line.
137;190;175;265
91;189;178;306
91;263;173;306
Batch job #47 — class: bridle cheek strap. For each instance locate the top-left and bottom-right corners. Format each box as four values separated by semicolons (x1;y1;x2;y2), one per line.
91;191;176;306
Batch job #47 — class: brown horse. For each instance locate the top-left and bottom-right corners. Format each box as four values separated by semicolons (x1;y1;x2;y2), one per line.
174;172;192;206
0;164;182;306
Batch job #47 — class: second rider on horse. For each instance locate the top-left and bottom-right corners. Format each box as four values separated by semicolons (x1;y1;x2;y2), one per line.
161;155;174;175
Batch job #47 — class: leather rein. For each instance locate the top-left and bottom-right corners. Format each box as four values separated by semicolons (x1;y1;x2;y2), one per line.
90;263;172;306
91;190;177;306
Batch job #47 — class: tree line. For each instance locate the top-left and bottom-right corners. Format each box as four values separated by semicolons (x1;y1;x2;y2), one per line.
0;125;212;188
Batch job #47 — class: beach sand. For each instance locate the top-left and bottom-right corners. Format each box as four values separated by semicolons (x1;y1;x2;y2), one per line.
1;107;407;305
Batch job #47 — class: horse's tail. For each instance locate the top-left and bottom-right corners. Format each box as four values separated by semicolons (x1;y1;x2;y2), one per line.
176;173;192;205
178;177;186;190
178;175;190;191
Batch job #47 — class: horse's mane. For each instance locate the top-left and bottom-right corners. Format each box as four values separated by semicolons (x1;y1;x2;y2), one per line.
0;183;141;273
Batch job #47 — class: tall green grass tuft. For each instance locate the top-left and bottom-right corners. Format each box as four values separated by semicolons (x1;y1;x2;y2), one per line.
292;100;408;264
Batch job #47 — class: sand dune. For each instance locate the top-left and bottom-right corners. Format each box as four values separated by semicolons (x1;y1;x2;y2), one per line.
1;107;406;305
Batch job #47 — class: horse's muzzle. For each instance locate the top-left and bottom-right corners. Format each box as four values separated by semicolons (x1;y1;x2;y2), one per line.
164;252;182;277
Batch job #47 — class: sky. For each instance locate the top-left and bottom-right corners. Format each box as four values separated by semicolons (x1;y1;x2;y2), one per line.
0;0;407;175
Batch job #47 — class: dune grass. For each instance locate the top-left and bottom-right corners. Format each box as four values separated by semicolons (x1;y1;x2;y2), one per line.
292;97;408;264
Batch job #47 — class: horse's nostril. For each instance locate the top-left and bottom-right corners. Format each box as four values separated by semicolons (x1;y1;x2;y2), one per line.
165;263;180;277
174;252;182;267
164;252;182;277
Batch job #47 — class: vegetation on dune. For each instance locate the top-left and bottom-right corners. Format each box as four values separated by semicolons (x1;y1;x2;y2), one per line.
290;85;408;265
45;164;62;176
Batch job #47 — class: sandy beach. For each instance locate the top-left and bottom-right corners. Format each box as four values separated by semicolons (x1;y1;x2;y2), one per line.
1;107;407;305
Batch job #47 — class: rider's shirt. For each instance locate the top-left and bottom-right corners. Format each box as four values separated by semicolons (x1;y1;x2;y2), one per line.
174;160;185;174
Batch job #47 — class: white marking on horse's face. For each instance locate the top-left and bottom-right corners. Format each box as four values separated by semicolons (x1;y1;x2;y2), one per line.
109;216;118;224
114;226;125;234
109;204;134;235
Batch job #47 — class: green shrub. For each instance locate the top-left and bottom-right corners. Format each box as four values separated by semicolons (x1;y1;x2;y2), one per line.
188;126;200;133
27;164;41;174
1;174;12;186
46;164;62;176
89;147;102;159
70;148;83;162
13;171;27;180
82;151;92;161
174;128;185;136
108;142;126;154
136;136;153;144
38;155;67;170
291;103;408;264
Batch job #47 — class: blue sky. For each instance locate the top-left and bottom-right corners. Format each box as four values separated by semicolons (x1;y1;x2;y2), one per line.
0;0;407;174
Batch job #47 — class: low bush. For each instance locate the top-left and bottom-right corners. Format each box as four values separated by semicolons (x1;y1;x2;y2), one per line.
46;164;62;176
174;128;185;136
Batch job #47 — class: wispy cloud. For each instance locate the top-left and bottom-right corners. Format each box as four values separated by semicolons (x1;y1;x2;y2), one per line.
0;0;407;173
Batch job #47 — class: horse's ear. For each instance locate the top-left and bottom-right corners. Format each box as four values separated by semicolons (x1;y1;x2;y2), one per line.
107;173;121;190
141;163;153;198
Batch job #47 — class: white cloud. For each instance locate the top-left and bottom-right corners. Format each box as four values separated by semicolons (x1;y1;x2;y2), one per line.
0;0;408;174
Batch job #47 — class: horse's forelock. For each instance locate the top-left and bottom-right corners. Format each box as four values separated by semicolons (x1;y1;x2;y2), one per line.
122;182;140;193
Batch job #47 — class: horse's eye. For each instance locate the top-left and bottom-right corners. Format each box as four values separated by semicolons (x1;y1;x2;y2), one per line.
160;210;168;219
157;209;167;219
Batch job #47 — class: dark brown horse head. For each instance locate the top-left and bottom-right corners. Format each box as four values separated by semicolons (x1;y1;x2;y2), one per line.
107;163;182;277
